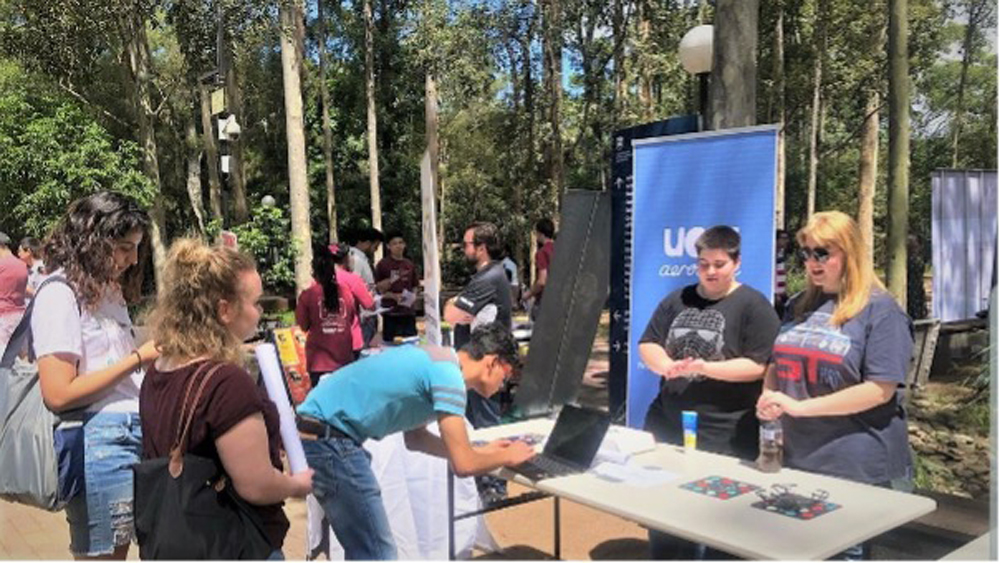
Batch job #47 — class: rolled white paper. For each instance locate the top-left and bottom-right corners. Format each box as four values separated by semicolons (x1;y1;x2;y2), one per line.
255;343;308;474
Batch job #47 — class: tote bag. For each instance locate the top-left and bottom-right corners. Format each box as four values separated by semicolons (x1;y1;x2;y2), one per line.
133;362;273;560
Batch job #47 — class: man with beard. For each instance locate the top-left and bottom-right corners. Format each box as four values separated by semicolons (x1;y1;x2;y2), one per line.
444;222;513;504
638;225;779;560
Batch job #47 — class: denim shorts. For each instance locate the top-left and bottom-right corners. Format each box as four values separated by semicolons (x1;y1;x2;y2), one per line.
64;411;142;557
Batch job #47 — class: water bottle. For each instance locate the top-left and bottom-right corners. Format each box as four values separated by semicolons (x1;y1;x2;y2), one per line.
757;419;783;473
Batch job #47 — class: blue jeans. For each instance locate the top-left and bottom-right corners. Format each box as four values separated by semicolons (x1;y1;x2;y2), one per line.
829;474;914;560
648;531;736;560
64;412;142;557
303;437;397;560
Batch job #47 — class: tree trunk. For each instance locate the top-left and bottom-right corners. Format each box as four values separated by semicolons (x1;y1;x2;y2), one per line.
520;4;535;278
805;0;826;218
224;42;248;225
542;0;563;209
184;109;207;235
857;14;885;264
637;0;652;118
279;0;314;294
122;11;167;291
317;0;338;243
707;0;759;130
950;0;987;167
887;0;909;303
199;82;224;221
772;0;786;228
364;0;383;261
857;90;880;267
613;0;626;123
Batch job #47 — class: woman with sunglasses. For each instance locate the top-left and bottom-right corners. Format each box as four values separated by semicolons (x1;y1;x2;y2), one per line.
757;211;913;559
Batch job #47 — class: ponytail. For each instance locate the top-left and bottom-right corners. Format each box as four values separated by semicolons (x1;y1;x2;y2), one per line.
312;243;341;315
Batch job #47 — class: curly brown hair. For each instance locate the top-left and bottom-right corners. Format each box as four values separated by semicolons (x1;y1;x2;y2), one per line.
42;191;150;311
148;238;257;365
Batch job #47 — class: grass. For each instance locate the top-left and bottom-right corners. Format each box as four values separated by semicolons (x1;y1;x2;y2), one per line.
956;400;991;433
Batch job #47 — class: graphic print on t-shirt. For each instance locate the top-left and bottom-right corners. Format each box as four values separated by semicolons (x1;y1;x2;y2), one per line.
317;296;349;334
773;311;852;393
665;308;726;362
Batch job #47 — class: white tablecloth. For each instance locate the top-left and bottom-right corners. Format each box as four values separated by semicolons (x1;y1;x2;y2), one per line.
306;422;498;560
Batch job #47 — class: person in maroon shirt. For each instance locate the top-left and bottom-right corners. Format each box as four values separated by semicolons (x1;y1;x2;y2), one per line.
296;244;373;387
522;218;555;321
141;238;312;559
331;244;376;356
374;231;419;341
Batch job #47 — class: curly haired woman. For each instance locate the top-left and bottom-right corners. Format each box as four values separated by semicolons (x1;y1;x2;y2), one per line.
31;191;159;559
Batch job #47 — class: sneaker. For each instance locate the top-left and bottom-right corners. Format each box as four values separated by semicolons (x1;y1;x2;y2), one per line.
479;488;507;507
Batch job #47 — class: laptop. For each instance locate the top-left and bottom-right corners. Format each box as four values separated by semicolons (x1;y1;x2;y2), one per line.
508;404;611;481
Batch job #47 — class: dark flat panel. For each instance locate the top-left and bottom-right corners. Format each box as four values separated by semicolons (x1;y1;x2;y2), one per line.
514;191;611;418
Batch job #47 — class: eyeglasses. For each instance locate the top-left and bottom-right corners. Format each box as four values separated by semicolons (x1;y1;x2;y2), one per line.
799;246;831;264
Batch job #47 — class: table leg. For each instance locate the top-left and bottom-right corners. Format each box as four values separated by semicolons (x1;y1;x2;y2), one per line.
554;496;561;560
448;469;455;561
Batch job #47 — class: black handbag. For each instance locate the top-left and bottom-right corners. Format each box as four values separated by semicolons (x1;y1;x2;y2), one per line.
133;362;274;560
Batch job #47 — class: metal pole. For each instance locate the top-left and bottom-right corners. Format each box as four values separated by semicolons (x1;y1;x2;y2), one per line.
448;469;456;560
698;73;709;131
554;496;561;559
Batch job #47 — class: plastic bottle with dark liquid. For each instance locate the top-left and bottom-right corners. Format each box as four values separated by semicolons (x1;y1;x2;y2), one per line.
757;419;783;473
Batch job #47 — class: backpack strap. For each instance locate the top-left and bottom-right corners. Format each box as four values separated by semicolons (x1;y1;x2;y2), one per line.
0;276;73;369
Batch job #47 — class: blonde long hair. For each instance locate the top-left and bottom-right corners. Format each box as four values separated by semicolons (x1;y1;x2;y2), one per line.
794;211;884;326
149;238;257;365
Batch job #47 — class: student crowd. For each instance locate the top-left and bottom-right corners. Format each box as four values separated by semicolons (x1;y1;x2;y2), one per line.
0;190;913;562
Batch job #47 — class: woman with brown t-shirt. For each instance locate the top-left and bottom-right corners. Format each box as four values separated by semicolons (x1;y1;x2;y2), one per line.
140;239;312;559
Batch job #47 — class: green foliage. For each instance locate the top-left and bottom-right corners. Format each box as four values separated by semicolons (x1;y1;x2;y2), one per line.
0;61;152;239
0;0;994;306
206;204;298;295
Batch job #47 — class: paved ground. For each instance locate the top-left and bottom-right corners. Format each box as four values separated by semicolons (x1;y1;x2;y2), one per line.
0;483;650;560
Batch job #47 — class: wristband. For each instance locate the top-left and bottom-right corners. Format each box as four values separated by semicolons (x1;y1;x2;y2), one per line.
133;350;143;367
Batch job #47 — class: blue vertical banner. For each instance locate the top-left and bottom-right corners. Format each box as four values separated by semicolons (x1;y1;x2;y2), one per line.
626;126;778;429
609;116;699;421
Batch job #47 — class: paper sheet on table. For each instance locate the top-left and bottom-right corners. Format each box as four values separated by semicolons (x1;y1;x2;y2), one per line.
591;462;679;487
590;425;657;466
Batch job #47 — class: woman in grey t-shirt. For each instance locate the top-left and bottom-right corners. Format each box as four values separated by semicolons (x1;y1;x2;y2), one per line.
758;211;913;557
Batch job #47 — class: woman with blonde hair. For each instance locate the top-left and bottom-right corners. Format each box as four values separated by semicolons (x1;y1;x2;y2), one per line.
757;211;913;559
140;238;312;559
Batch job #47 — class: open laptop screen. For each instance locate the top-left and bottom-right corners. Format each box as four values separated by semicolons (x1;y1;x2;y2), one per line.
544;405;611;468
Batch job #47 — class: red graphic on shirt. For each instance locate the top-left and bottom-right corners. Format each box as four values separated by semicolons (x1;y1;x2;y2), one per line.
773;344;846;385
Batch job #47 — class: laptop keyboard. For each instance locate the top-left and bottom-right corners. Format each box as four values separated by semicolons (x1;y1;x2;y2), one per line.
515;455;579;479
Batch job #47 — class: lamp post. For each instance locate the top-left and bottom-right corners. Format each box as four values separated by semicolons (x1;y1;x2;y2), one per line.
678;24;714;128
261;195;276;209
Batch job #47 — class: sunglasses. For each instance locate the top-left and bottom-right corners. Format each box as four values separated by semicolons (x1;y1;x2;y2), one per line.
799;246;831;264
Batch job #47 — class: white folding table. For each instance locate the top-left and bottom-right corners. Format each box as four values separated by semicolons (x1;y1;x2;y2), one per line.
451;419;937;560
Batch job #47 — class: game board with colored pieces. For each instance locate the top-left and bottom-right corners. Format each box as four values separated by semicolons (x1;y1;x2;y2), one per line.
679;476;761;500
751;493;841;520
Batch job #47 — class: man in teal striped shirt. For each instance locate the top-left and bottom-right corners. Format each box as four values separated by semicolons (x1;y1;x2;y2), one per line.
297;323;534;559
